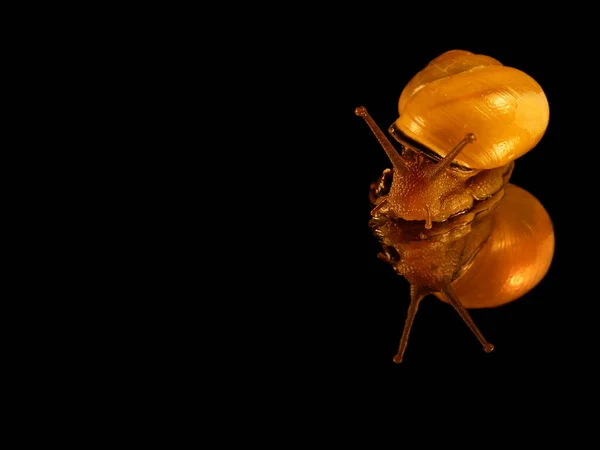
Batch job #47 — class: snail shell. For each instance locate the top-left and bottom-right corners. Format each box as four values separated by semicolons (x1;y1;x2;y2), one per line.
392;50;549;169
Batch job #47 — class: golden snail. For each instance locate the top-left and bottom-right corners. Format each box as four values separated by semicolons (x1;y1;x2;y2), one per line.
355;49;554;363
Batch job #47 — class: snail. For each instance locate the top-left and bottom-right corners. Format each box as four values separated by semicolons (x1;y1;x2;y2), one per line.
356;49;554;363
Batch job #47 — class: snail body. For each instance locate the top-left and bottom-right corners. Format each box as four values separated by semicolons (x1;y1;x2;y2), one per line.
356;50;554;362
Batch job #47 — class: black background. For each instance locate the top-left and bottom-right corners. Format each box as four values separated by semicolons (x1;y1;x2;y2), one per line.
17;11;599;439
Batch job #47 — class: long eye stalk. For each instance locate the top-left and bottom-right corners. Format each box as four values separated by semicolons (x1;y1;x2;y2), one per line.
427;133;476;181
441;285;494;353
355;106;406;171
393;285;427;363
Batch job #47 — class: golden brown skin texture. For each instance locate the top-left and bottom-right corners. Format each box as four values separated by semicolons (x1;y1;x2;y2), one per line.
374;145;513;224
369;162;511;293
